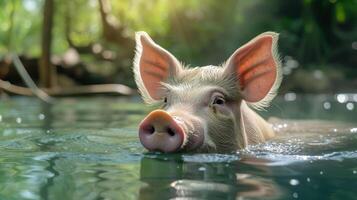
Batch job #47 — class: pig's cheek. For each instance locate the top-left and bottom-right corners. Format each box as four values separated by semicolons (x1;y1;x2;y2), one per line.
211;105;232;118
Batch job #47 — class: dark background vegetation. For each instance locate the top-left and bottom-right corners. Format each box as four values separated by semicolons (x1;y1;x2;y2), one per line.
0;0;356;97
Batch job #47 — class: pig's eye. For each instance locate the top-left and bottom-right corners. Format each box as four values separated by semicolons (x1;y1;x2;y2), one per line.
163;97;167;103
212;96;225;105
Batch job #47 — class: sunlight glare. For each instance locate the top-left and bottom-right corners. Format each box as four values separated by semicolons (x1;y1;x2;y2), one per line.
289;179;299;186
38;113;45;120
23;0;37;12
346;102;354;111
323;102;331;110
336;94;347;103
284;92;297;101
16;117;22;124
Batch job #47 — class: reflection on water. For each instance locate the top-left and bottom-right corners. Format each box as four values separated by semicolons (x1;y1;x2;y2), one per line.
139;154;280;199
0;95;356;199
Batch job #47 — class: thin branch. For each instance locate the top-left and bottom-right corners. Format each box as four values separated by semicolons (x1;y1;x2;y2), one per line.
12;54;54;103
0;80;135;96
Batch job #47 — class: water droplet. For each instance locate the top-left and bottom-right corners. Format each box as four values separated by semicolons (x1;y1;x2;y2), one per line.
306;177;311;182
320;171;324;175
336;94;348;103
16;117;22;124
346;102;354;111
292;192;299;198
284;92;297;101
289;179;299;186
38;113;45;120
198;167;206;171
323;102;331;110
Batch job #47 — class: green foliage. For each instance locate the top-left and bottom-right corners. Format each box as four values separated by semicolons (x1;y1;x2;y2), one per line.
0;0;355;73
0;0;42;56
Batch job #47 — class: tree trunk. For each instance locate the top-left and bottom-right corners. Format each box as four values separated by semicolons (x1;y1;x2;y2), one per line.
39;0;56;88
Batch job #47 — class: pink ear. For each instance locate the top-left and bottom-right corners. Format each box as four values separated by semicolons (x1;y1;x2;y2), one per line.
134;32;181;101
224;32;281;103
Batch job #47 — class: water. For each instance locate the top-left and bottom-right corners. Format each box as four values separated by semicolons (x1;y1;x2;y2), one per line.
0;95;356;200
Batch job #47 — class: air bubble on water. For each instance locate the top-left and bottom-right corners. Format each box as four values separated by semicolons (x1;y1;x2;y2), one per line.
289;179;299;186
346;102;354;111
292;192;298;198
198;167;206;171
323;102;331;110
16;117;22;124
38;113;45;120
306;177;311;182
320;171;324;175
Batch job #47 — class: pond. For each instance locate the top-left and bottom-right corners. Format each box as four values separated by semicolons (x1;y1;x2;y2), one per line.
0;94;357;200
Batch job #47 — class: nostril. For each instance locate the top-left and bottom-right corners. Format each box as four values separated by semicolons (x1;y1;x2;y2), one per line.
143;125;155;134
167;127;176;136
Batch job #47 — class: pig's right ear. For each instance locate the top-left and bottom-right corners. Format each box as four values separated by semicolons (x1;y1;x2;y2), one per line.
223;32;282;110
133;31;182;104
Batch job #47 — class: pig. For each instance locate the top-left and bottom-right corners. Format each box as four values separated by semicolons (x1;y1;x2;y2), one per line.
133;31;282;153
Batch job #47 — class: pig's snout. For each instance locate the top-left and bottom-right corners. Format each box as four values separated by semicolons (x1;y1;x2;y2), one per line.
139;110;185;153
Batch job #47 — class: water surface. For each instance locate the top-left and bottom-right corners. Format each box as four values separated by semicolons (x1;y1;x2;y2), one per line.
0;95;356;200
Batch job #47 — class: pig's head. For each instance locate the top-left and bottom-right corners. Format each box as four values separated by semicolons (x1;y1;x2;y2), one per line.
134;32;282;153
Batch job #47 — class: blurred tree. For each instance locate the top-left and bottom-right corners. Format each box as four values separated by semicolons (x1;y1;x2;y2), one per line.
39;0;56;88
0;0;356;91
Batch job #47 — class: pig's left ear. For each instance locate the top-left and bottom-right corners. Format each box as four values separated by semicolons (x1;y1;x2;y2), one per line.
223;32;282;109
133;31;182;104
